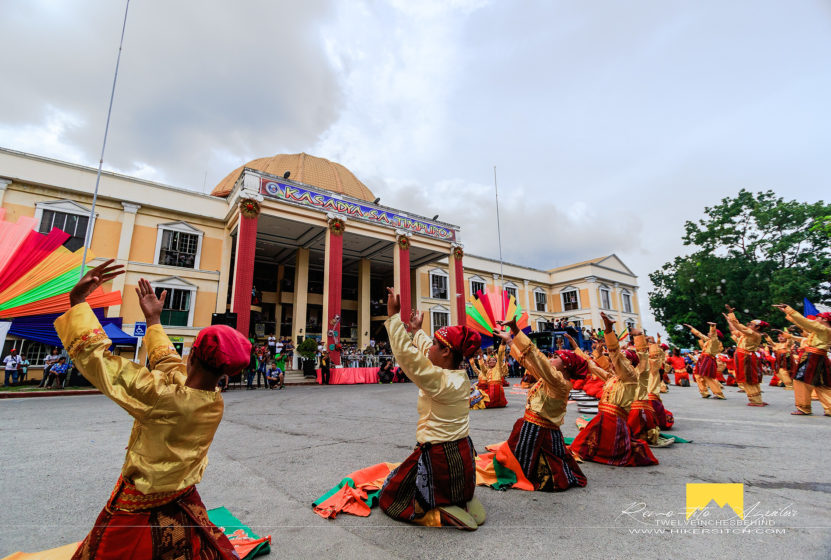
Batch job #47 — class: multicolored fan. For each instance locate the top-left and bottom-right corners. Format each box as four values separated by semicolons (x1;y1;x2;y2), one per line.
466;286;531;347
0;209;122;319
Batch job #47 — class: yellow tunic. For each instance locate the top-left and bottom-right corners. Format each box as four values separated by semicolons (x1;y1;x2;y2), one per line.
603;332;648;409
727;312;761;351
54;303;224;494
690;325;723;356
386;314;470;444
784;307;831;351
509;331;571;426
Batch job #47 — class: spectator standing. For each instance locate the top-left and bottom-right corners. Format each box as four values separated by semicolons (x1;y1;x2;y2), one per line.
320;353;331;385
267;334;277;357
3;348;22;386
274;336;284;357
19;354;30;383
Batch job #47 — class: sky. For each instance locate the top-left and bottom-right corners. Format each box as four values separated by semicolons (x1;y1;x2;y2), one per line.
2;0;830;335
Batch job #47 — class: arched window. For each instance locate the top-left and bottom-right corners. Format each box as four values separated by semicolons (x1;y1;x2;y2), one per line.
599;284;612;310
503;282;518;301
621;289;633;314
533;288;547;312
429;268;449;300
560;286;580;311
430;305;450;334
469;275;485;297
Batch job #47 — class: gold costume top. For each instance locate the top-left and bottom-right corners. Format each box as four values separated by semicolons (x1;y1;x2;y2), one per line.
54;303;224;494
689;325;723;356
603;332;648;409
647;343;665;396
386;314;470;444
764;334;792;356
783;307;831;351
510;331;571;426
727;312;761;351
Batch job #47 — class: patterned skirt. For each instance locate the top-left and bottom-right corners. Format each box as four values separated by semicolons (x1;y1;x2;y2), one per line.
484;381;508;408
794;350;830;387
694;353;717;379
648;393;675;429
506;411;587;491
775;352;793;373
569;403;658;467
627;400;658;440
72;476;237;560
379;437;476;522
735;349;760;385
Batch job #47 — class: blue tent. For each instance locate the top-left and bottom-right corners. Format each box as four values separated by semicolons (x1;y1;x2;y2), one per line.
8;311;137;348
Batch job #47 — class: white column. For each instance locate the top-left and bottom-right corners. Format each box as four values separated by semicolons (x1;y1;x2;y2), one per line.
0;178;10;207
585;276;599;329
109;202;140;316
292;248;309;368
358;258;371;349
216;227;234;313
523;279;531;314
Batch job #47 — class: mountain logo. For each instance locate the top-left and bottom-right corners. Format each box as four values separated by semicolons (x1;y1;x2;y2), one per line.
686;483;744;519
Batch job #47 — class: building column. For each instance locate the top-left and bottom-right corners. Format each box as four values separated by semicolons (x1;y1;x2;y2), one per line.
323;215;345;365
358;258;371;349
449;243;466;326
0;178;11;207
292;247;310;363
522;279;531;314
613;282;623;326
585;276;599;330
231;197;261;338
394;231;412;321
109;201;140;316
216;226;234;313
274;264;284;336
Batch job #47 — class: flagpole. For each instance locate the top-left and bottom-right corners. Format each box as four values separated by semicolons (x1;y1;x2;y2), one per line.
493;166;504;285
79;0;131;279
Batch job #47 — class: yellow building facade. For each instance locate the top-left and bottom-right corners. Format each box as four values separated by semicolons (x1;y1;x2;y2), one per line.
0;147;641;373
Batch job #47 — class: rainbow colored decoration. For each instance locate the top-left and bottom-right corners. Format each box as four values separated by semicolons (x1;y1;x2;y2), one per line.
0;209;122;319
465;286;531;347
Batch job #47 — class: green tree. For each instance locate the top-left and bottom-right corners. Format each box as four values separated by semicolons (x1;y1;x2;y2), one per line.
649;189;831;346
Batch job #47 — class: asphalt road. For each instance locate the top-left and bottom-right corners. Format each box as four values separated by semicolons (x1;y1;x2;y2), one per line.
1;380;829;559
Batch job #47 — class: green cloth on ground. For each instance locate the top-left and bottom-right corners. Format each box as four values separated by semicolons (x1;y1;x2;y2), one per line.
207;506;271;559
661;432;692;443
564;436;574;445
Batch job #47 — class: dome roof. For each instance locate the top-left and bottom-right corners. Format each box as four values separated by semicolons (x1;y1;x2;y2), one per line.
211;152;376;202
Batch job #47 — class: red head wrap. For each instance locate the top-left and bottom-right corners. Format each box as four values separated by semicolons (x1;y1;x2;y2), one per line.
751;320;769;330
192;325;252;376
660;343;669;350
555;350;588;379
817;312;831;322
435;325;482;360
624;349;640;367
715;329;723;339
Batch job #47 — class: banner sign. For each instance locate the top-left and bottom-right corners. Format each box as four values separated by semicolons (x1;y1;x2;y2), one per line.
260;179;456;241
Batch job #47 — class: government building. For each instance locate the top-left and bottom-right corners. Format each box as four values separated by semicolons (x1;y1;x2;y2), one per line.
0;147;643;370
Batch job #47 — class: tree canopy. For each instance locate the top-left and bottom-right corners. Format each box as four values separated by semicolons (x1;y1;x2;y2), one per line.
649;189;831;346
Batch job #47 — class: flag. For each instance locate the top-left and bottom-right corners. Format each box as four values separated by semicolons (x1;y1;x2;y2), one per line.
618;327;629;341
804;298;819;317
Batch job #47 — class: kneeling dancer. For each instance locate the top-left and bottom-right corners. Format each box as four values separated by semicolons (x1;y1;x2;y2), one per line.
379;289;484;530
491;319;587;491
570;312;658;466
55;262;247;559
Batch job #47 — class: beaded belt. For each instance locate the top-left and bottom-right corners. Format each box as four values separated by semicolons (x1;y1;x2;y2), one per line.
598;402;626;419
108;475;192;512
523;409;561;430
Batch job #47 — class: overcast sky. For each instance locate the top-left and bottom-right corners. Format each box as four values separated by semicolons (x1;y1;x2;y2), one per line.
2;0;829;335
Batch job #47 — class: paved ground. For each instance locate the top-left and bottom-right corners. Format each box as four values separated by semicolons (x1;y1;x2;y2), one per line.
2;381;829;559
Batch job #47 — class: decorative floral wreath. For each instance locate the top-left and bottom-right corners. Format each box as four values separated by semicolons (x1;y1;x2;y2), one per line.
329;218;345;235
453;246;464;260
397;236;410;250
239;198;261;218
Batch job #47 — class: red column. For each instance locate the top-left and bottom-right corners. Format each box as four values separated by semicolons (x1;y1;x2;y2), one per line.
232;199;260;338
326;218;344;365
453;245;466;325
397;236;411;321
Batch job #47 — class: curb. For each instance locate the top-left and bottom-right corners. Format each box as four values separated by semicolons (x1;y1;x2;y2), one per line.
0;389;102;399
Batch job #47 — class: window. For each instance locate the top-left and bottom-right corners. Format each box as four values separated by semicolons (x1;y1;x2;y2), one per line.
536;319;551;331
504;284;517;301
154;222;203;269
155;287;192;327
625;319;636;331
561;289;579;311
159;230;198;268
430;269;448;299
600;285;611;309
534;289;547;312
622;291;633;314
39;210;89;252
430;307;450;334
470;276;485;297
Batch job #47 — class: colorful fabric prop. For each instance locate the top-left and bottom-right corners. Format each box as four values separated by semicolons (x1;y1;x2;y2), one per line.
207;506;271;559
465;286;531;347
0;214;122;320
312;462;399;519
